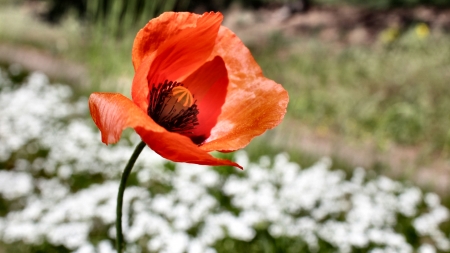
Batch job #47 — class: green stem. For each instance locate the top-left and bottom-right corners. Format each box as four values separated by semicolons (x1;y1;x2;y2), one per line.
116;141;146;253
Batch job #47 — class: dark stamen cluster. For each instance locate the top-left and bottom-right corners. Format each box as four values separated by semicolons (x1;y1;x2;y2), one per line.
147;80;199;134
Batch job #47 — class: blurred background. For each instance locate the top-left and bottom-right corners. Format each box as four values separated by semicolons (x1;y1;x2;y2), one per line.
1;0;450;252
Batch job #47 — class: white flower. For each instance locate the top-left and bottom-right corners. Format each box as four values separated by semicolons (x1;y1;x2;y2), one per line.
1;70;449;253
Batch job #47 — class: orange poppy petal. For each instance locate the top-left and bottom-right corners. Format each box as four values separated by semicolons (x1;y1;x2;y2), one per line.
182;56;228;144
131;53;155;112
132;12;201;70
131;12;223;111
89;92;165;144
200;27;289;152
147;12;223;86
89;92;242;169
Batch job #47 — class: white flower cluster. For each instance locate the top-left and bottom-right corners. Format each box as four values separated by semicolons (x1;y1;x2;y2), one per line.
226;154;450;253
0;69;165;179
0;69;449;253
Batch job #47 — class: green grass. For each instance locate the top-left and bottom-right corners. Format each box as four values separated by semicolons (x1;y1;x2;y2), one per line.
252;29;450;159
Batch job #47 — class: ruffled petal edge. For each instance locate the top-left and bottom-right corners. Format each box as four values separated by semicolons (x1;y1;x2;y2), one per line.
200;26;289;152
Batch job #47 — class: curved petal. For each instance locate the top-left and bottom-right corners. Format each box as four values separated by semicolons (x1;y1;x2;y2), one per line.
147;12;223;86
182;56;228;144
131;12;223;111
89;92;242;169
133;12;204;70
200;26;289;152
131;53;155;112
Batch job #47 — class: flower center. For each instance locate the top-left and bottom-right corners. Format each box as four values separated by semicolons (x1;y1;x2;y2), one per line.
147;80;199;134
171;86;194;107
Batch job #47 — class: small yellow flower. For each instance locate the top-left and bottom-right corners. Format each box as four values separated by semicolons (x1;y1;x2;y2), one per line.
380;27;400;44
415;23;430;39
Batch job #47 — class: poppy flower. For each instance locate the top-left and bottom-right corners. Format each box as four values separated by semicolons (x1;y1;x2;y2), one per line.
89;12;288;169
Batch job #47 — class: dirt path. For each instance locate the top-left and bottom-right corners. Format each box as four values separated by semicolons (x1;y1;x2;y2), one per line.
0;44;87;86
270;118;450;194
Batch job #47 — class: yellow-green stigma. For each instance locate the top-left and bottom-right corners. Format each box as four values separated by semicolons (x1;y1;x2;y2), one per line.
147;80;199;134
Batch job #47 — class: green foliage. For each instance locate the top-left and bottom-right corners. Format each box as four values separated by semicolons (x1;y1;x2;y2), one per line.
85;0;179;37
0;242;70;253
253;30;450;156
42;0;184;34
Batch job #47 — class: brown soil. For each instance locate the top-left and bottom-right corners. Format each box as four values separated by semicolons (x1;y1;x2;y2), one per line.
0;44;88;86
270;118;450;194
